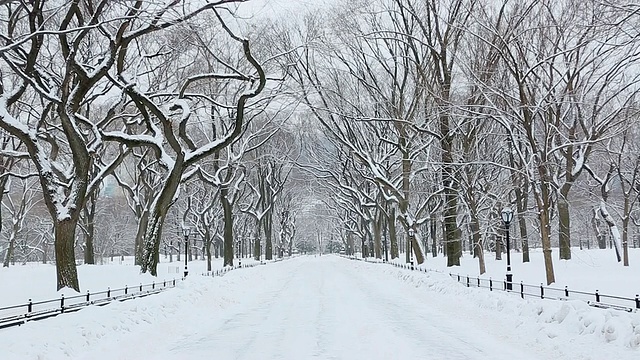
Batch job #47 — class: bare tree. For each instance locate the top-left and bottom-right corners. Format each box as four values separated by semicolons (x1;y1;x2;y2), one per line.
2;177;40;267
101;7;267;275
0;1;252;290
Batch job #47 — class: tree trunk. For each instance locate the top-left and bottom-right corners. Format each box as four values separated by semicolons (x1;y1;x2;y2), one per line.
264;211;273;260
599;201;623;262
469;208;485;274
141;210;168;276
592;207;607;249
140;164;183;276
43;240;49;264
622;197;630;266
409;232;424;264
430;214;437;257
254;237;261;260
622;215;630;266
535;176;555;285
443;170;461;266
373;211;382;259
557;192;571;260
540;208;555;284
517;207;530;263
441;106;461;266
0;173;10;267
205;229;212;272
135;210;149;266
405;235;410;263
388;207;399;259
2;234;15;268
409;229;425;264
398;142;425;264
347;232;354;256
221;185;234;267
83;192;97;265
55;219;80;291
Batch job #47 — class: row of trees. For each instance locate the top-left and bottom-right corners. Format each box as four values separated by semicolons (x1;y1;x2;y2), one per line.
1;0;639;290
0;0;308;291
283;0;640;284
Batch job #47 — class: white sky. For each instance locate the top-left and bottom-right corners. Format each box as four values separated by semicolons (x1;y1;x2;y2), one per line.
235;0;333;20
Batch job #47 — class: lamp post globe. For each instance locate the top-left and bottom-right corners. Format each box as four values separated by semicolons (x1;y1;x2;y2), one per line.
501;207;514;225
501;207;513;290
183;226;191;278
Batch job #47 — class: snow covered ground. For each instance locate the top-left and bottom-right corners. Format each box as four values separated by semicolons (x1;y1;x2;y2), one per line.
1;253;639;359
0;256;260;309
409;247;640;300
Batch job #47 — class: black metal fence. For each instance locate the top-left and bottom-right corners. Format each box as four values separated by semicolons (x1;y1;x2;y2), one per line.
341;255;640;312
201;261;263;277
1;256;293;330
0;279;180;329
450;273;640;312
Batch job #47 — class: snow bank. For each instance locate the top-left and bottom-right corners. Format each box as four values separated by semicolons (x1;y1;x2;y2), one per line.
367;260;640;358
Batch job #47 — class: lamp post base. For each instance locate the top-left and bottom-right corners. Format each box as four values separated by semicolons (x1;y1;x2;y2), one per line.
506;272;513;290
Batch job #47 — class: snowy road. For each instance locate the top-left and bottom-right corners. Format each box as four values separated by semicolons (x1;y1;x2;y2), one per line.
2;255;638;359
85;256;542;360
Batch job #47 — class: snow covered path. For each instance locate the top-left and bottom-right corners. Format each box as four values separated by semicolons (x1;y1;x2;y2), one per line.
132;256;536;360
1;255;639;359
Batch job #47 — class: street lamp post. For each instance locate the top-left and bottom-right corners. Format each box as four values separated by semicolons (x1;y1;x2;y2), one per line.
238;240;242;267
408;228;415;270
501;207;514;290
183;226;191;278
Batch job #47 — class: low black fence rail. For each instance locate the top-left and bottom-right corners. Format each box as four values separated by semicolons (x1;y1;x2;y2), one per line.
1;256;294;330
341;255;639;312
0;278;180;330
201;261;264;277
450;273;640;312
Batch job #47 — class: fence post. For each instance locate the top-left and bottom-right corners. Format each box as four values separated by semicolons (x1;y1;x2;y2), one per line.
139;283;143;292
173;279;176;286
125;285;128;295
489;278;493;291
477;277;480;287
466;276;470;287
163;280;166;287
565;286;569;298
60;294;65;313
28;299;32;313
107;287;111;298
86;290;90;302
457;274;460;282
540;284;544;299
595;290;600;303
520;282;524;299
636;295;639;309
152;282;155;290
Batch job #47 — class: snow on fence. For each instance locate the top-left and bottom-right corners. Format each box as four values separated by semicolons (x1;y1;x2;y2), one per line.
0;257;293;330
200;261;263;277
0;279;180;330
448;273;640;312
341;255;640;312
